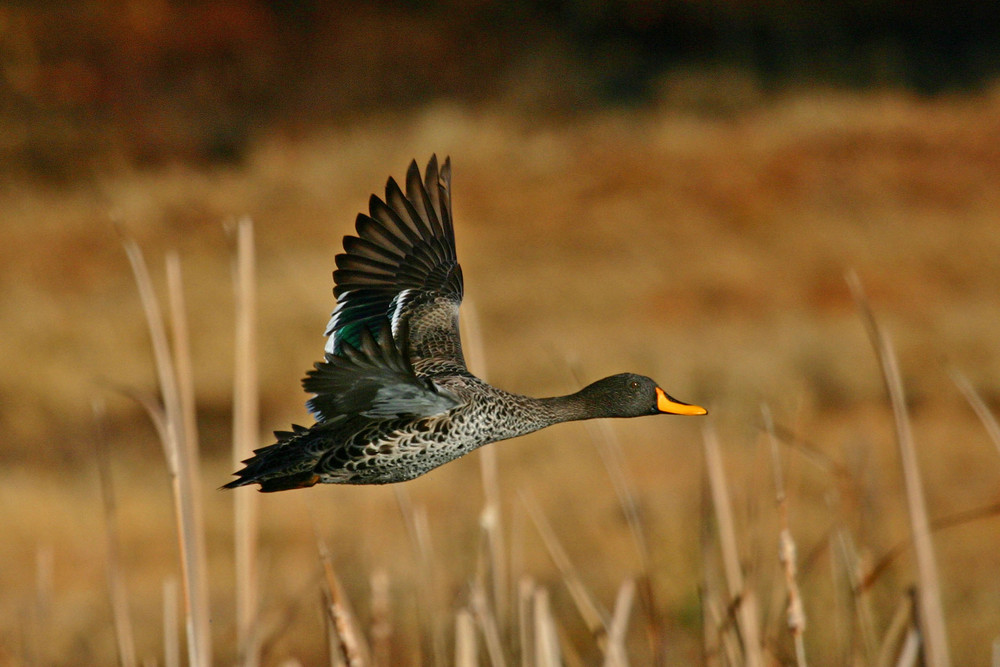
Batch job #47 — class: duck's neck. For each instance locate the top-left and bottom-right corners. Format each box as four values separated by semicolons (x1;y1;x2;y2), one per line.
472;382;615;446
535;387;613;423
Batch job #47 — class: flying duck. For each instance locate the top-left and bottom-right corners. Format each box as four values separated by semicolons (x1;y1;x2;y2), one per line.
225;156;705;491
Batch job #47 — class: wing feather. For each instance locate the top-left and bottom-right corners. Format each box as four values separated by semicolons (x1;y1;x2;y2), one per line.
324;155;466;377
306;320;459;421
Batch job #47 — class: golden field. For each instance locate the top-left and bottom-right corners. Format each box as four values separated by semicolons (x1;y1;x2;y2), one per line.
2;88;1000;665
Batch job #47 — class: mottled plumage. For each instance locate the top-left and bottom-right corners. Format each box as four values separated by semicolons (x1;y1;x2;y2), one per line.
225;156;706;492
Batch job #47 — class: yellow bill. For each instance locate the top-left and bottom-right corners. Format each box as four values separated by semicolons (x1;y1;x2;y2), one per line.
655;387;707;416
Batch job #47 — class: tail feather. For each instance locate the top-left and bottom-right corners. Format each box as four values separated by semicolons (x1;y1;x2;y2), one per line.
259;471;320;492
222;425;322;492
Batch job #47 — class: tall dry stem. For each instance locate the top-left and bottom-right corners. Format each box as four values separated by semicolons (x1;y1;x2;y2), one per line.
164;578;180;667
702;422;764;667
763;406;807;667
949;367;1000;460
471;581;508;667
394;488;447;667
876;592;915;667
318;536;371;667
845;526;881;660
231;218;261;667
602;579;635;667
580;410;665;664
699;473;724;667
517;577;535;667
532;588;561;667
369;569;392;667
124;241;212;666
848;271;951;667
521;490;608;648
455;608;478;667
167;254;213;667
94;398;138;667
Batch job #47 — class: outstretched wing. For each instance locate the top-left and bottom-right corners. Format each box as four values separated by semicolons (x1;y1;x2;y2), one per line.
305;319;460;421
324;155;466;377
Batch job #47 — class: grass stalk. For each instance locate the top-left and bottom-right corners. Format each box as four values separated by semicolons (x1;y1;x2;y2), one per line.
702;421;764;667
708;594;741;667
369;569;392;667
875;592;915;667
164;578;180;667
94;398;138;667
896;625;921;667
532;587;560;667
231;217;261;667
948;367;1000;460
165;253;213;667
602;579;635;667
520;490;608;647
455;608;478;667
860;501;1000;592
699;470;723;667
394;488;447;667
471;581;508;667
122;240;180;470
763;406;807;667
848;271;951;667
124;241;211;666
517;577;535;667
324;597;345;667
565;359;659;648
581;414;664;664
317;536;371;667
833;527;877;661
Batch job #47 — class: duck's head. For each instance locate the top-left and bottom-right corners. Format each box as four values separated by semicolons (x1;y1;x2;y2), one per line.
578;373;707;418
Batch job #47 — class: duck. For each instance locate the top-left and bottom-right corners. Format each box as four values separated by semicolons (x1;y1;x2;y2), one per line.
225;156;706;491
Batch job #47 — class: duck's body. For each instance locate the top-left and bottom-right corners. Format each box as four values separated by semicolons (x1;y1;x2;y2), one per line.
237;378;552;489
225;156;705;492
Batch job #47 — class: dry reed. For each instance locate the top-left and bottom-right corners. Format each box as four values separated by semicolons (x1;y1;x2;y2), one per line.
393;488;447;667
455;607;478;666
93;398;138;667
318;535;371;667
848;271;951;667
763;405;807;667
702;421;764;667
532;587;561;667
231;217;262;667
580;411;665;664
875;591;915;667
949;367;1000;459
470;581;507;667
369;569;392;667
163;578;180;667
92;223;996;666
602;579;635;667
521;490;609;648
124;240;212;666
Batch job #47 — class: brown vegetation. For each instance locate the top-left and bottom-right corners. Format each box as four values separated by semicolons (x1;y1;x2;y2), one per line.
2;88;1000;664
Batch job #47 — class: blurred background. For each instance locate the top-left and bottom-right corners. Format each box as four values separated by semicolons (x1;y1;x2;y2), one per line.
2;1;1000;665
5;0;1000;178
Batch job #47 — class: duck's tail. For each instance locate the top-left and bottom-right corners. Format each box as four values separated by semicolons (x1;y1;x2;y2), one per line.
222;425;322;493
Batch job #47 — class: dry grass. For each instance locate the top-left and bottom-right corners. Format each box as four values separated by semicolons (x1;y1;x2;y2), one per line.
2;88;1000;664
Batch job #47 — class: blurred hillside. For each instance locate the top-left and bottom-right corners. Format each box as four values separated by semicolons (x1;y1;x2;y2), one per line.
3;0;1000;178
